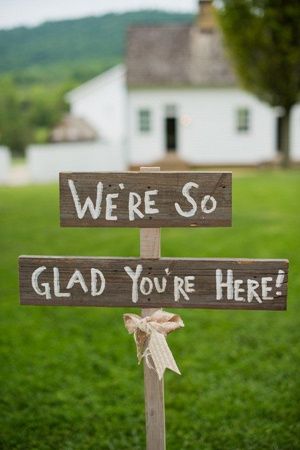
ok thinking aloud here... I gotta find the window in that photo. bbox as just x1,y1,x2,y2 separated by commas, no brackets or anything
236,108,250,132
138,109,151,133
165,104,177,117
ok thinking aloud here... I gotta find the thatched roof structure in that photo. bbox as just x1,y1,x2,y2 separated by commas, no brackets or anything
50,115,98,143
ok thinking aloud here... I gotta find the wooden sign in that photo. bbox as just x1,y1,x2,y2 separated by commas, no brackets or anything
59,172,232,227
19,256,288,310
19,167,289,450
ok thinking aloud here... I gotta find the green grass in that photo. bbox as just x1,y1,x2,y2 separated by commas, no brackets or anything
0,171,300,449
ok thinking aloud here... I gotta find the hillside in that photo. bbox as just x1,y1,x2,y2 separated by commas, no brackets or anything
0,10,193,84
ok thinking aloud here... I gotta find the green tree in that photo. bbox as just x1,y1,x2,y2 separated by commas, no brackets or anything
26,84,69,142
218,0,300,167
0,77,70,153
0,78,31,155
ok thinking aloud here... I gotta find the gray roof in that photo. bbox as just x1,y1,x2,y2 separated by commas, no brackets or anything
126,24,236,87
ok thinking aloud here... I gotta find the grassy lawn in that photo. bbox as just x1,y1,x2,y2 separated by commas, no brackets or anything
0,171,300,449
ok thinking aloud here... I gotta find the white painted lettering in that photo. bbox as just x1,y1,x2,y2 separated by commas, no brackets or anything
234,279,245,301
174,276,190,302
216,269,233,300
31,266,51,299
68,179,103,219
53,267,70,297
185,275,195,294
261,277,273,300
144,190,159,215
247,279,262,303
91,268,106,296
128,192,144,222
66,269,88,293
201,195,217,214
140,277,153,296
153,277,167,293
124,264,143,303
105,193,119,221
174,182,199,218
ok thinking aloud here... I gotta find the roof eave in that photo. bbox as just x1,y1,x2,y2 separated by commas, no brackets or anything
127,83,238,90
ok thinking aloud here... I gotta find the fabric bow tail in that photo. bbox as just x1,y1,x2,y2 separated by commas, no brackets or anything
123,310,184,380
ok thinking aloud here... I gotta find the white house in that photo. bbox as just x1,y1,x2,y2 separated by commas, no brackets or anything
66,0,300,166
66,64,126,144
126,0,300,166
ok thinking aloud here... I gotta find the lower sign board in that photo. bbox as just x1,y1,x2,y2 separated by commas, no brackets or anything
19,257,288,310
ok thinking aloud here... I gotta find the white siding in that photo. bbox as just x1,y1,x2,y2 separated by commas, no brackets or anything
128,88,276,165
0,146,11,184
291,105,300,161
27,142,126,183
67,65,126,144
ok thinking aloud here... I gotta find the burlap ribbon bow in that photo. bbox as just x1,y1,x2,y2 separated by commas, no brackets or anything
123,310,184,380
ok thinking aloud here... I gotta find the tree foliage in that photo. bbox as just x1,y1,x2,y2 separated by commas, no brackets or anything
218,0,300,108
0,78,31,155
0,78,68,154
218,0,300,166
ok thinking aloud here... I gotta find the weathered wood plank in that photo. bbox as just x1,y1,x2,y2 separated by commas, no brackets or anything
19,257,288,310
59,171,232,228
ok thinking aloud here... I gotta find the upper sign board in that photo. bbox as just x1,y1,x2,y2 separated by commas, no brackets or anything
60,172,232,228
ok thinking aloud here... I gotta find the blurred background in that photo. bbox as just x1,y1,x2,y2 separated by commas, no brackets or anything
0,0,299,182
0,1,299,449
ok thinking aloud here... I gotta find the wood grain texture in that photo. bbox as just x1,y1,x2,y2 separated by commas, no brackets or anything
140,166,165,450
19,257,288,310
59,171,232,228
142,354,165,450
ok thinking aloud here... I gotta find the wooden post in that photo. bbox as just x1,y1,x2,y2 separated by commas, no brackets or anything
140,166,165,450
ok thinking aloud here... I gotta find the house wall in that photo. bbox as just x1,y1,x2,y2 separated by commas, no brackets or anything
127,88,277,165
27,141,126,183
0,146,11,184
291,104,300,161
68,66,126,144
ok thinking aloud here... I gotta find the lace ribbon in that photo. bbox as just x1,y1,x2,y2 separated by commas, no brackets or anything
124,310,184,380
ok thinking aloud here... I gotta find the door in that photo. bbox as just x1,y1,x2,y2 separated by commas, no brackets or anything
165,117,177,152
276,116,283,154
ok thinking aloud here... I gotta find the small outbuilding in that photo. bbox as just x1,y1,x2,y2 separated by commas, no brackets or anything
50,115,98,143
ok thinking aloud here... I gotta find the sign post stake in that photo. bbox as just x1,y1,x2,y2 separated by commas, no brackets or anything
140,166,165,450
